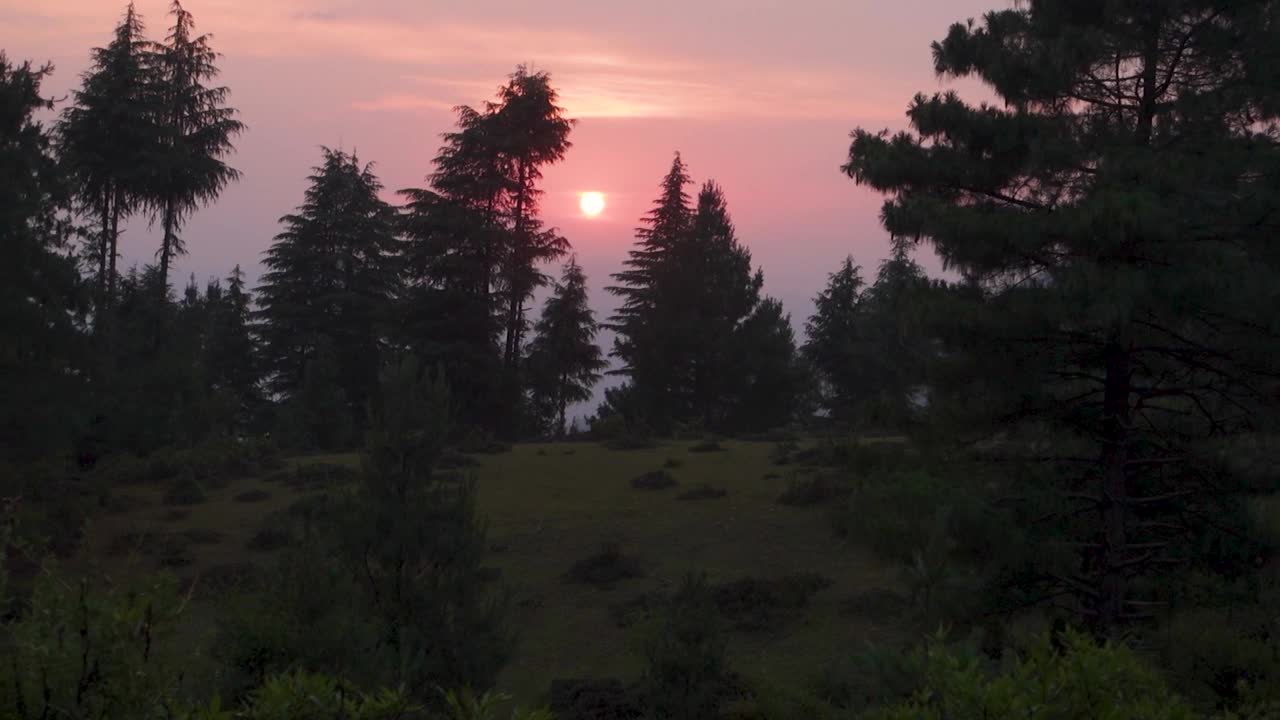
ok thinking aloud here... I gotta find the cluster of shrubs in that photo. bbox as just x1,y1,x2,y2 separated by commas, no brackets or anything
565,542,645,589
630,470,677,491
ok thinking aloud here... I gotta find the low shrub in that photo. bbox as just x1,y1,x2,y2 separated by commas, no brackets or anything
676,484,727,501
662,457,684,470
161,508,190,522
246,524,292,552
711,572,833,632
549,678,644,720
770,441,800,466
776,472,850,506
181,528,227,545
840,589,910,620
604,435,658,451
286,462,358,491
103,492,150,514
688,441,725,453
234,489,272,503
438,449,481,469
196,562,263,596
631,470,678,491
565,542,644,589
162,471,206,506
610,591,667,629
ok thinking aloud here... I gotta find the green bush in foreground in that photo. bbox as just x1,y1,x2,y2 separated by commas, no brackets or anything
866,630,1196,720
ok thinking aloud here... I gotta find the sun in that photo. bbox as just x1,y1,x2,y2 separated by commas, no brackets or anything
579,191,606,217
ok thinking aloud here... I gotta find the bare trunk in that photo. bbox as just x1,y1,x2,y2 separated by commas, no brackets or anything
558,372,568,437
159,196,176,299
1096,338,1132,632
96,189,111,327
107,189,121,306
504,160,529,371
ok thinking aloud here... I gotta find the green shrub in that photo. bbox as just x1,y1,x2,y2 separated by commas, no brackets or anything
676,484,727,501
710,573,832,632
631,469,678,491
688,441,725,453
549,678,643,720
565,542,644,588
163,470,207,506
234,489,272,503
640,574,731,720
663,457,684,469
776,472,849,506
864,630,1198,720
246,523,292,552
230,671,421,720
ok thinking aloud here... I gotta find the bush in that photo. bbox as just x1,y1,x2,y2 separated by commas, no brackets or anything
688,441,725,453
663,457,684,469
711,573,832,632
605,434,659,451
246,524,293,552
163,471,206,506
865,630,1198,720
610,591,668,629
770,441,800,466
549,678,644,720
631,470,678,491
234,489,272,503
565,542,644,589
286,462,358,491
640,574,731,720
439,449,481,469
840,589,909,621
676,484,727,501
776,472,849,506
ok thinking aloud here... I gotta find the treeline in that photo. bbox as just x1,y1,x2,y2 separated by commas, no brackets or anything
9,2,924,465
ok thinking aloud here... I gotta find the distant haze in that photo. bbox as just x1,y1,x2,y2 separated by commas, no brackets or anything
3,0,996,413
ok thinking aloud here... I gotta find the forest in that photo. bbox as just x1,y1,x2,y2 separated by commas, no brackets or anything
2,0,1280,718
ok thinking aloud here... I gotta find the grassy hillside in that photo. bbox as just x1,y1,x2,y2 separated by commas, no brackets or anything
82,440,906,704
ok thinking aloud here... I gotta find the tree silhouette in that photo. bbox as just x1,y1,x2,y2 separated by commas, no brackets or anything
149,0,244,296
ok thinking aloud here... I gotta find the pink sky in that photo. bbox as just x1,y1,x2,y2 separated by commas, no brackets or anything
3,0,996,334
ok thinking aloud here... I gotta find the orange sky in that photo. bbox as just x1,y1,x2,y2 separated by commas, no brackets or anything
3,0,996,335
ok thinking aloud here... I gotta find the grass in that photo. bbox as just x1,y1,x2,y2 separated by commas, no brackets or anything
80,440,901,705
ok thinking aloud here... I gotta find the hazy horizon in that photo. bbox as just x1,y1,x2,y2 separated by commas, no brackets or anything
2,0,995,389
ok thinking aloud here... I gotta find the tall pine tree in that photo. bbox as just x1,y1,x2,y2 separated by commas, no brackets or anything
58,2,158,323
149,0,244,295
257,148,399,446
526,257,606,436
845,0,1280,630
0,54,86,460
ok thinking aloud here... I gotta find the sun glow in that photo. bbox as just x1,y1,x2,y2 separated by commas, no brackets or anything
579,191,606,217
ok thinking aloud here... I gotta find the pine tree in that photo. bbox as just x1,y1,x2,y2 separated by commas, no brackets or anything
681,181,762,428
204,265,259,433
492,66,575,376
399,106,508,432
58,2,159,323
149,0,244,295
0,54,86,460
803,257,866,424
607,153,694,428
609,159,800,432
257,148,399,445
844,0,1280,630
526,257,607,436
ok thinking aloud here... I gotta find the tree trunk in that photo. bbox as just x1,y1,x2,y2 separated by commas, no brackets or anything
159,196,176,299
96,189,111,327
558,373,568,437
1096,338,1132,632
504,159,529,371
107,189,121,305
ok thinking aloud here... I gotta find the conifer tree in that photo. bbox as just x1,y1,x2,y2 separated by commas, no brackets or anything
0,54,86,460
492,66,575,375
204,265,260,432
803,257,866,424
845,0,1280,630
399,107,508,432
526,257,607,436
607,154,694,427
58,2,159,321
149,0,244,295
257,148,399,444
